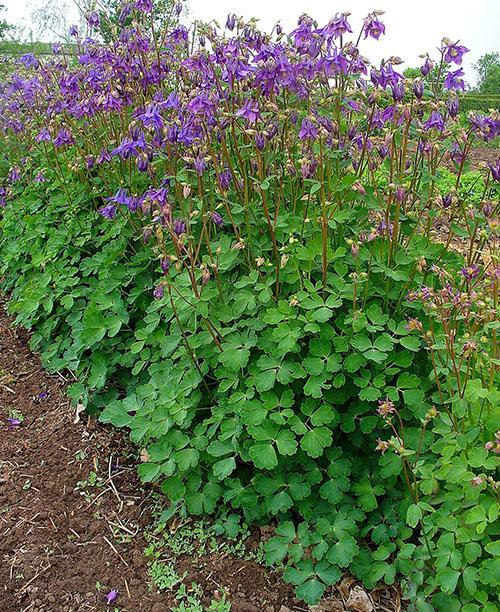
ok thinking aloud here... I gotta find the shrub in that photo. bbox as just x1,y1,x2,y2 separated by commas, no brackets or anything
1,6,499,609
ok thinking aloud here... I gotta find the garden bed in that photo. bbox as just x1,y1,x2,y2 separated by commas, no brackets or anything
0,299,401,612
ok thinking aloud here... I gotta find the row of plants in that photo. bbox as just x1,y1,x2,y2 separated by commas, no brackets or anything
0,4,499,610
458,94,500,115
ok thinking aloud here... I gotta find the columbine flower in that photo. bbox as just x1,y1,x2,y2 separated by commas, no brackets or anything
153,285,165,300
53,128,74,148
135,0,153,13
443,68,465,91
173,219,186,236
235,100,260,123
226,13,237,31
447,98,459,118
69,25,79,37
86,11,100,29
298,118,318,141
420,57,433,76
413,80,424,100
8,167,21,182
375,439,390,454
460,264,480,281
442,42,469,65
105,590,118,605
469,114,498,142
488,159,500,181
377,397,396,418
441,193,452,208
363,13,385,40
98,204,117,220
20,53,39,69
423,111,444,132
406,318,423,332
160,257,170,274
210,211,224,227
321,13,352,40
219,169,232,191
255,133,266,151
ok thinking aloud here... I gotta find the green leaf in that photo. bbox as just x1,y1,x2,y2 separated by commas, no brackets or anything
295,579,325,605
99,401,133,428
248,442,278,469
219,346,250,371
138,462,160,483
406,503,422,528
213,457,236,480
400,336,421,351
436,568,460,593
276,430,298,455
301,427,332,458
327,536,359,567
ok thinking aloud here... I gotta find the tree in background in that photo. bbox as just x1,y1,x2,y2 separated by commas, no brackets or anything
89,0,184,43
473,52,500,94
0,4,14,40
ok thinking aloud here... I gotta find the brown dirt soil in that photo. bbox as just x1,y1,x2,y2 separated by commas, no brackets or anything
0,299,401,612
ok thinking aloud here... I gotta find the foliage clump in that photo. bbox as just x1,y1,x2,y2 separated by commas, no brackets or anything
0,4,499,609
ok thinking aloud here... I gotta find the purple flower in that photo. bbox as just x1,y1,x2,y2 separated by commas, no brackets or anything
107,188,138,211
160,257,170,274
138,104,164,130
442,42,469,65
441,194,452,208
20,53,39,69
219,169,232,191
175,2,183,16
420,57,433,77
210,211,224,227
153,285,165,300
135,0,153,13
321,13,352,41
193,155,206,176
391,81,405,102
488,159,500,181
423,111,444,132
413,80,424,100
105,590,118,605
36,128,51,143
235,100,260,123
53,128,74,148
255,133,266,151
173,219,186,236
69,25,79,37
7,418,21,427
98,204,117,219
469,114,499,142
363,14,385,40
8,167,21,182
298,118,318,141
450,143,464,165
460,264,480,281
86,12,100,29
447,98,459,118
39,391,48,399
226,13,237,31
443,68,465,91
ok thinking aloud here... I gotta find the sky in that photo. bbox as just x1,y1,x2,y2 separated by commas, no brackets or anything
3,0,499,84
